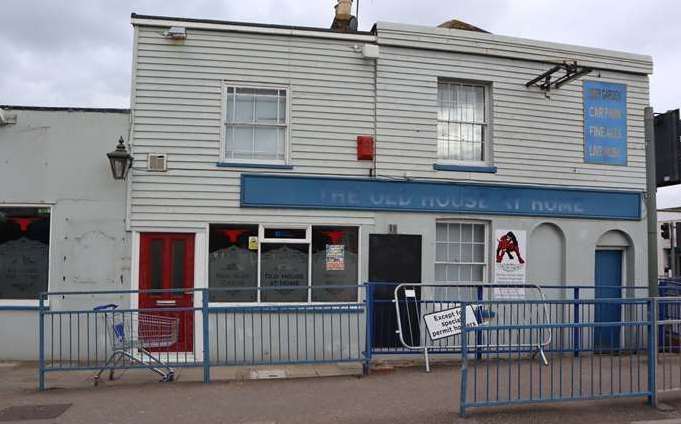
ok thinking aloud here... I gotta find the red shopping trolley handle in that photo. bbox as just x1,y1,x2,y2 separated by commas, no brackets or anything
94,304,119,311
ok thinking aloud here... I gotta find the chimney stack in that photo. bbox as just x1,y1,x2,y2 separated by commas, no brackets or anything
331,0,357,32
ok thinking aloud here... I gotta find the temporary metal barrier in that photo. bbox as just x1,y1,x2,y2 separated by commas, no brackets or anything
38,286,368,390
459,297,654,416
392,283,552,372
367,282,648,358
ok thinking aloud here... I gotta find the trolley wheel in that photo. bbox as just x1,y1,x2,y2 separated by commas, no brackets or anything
165,372,175,382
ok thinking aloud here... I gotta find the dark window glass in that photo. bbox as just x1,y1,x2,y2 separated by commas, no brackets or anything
171,240,185,289
264,228,307,239
150,240,163,290
209,224,258,302
0,207,51,299
311,227,358,302
260,243,308,302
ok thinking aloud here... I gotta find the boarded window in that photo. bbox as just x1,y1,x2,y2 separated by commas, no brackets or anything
311,227,359,302
208,224,359,303
0,207,51,299
208,224,258,302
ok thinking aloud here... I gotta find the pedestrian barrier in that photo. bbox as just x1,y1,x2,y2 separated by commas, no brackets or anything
38,285,368,390
459,297,653,416
392,283,551,371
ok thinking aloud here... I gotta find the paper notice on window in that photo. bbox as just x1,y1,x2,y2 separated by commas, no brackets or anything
325,244,345,271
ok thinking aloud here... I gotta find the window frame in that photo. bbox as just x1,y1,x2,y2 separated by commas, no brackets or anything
435,79,493,167
219,83,291,166
207,223,361,306
434,220,489,285
0,204,54,306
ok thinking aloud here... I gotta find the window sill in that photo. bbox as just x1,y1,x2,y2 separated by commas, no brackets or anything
216,162,294,170
433,164,497,173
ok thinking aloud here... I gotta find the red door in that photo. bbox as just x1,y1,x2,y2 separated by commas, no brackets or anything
139,233,194,352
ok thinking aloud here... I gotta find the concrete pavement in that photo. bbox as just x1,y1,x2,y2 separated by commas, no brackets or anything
2,361,681,423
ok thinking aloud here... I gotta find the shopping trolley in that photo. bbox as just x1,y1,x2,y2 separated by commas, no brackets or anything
93,304,178,385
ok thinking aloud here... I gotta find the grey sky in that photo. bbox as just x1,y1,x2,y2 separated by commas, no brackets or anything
1,0,679,110
2,0,680,204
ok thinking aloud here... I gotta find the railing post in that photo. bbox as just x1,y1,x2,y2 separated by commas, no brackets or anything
573,287,580,357
202,289,211,384
459,301,468,417
476,286,483,360
363,283,373,376
648,298,657,407
38,294,45,391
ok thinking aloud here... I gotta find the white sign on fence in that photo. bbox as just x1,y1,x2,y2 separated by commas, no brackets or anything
423,305,479,341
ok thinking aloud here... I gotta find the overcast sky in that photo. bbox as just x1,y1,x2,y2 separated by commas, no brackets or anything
2,0,680,204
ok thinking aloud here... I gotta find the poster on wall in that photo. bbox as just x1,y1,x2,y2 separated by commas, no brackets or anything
493,229,527,299
325,244,345,271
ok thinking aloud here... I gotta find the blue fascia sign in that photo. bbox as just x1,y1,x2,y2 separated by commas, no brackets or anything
583,80,627,165
241,175,642,220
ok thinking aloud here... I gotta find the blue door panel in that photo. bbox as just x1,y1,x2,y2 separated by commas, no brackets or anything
594,250,622,352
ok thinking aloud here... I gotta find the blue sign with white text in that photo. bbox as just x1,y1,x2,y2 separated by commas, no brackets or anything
241,175,642,220
583,80,627,165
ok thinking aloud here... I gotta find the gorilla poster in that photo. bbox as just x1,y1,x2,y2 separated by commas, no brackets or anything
493,229,527,299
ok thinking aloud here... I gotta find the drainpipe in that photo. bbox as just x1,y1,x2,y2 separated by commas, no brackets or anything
645,106,658,296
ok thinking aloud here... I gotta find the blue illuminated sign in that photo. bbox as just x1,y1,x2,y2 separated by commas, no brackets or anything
241,175,641,220
583,80,627,165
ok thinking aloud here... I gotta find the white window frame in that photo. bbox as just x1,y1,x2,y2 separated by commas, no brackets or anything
436,80,492,166
207,223,362,306
0,204,54,306
219,83,290,165
434,220,489,285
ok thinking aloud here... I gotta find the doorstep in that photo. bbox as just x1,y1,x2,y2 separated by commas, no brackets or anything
210,363,363,381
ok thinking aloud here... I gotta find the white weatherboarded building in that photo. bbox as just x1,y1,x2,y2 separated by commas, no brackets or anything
125,13,652,357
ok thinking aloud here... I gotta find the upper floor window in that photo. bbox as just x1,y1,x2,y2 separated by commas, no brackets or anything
437,81,489,163
223,86,287,163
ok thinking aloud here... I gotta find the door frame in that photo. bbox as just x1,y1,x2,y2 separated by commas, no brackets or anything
594,247,626,352
131,229,207,360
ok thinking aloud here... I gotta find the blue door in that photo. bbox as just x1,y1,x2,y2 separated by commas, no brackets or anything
594,250,622,352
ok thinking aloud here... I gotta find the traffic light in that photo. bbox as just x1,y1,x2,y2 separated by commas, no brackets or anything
655,109,681,187
662,223,671,239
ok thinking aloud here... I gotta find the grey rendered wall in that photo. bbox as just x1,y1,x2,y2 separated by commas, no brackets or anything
0,108,131,360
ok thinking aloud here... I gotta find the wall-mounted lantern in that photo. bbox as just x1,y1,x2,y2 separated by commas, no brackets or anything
107,137,133,180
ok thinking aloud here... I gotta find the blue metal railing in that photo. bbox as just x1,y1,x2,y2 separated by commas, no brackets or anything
38,285,369,391
35,280,679,417
459,297,656,416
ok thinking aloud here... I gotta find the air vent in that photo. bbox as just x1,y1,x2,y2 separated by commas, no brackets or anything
147,154,167,172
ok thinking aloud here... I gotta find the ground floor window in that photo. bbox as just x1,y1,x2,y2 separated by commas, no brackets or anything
0,207,51,300
434,221,486,298
209,224,358,303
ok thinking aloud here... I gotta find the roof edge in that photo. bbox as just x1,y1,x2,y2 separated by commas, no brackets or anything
375,21,653,74
1,105,130,113
131,12,376,38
